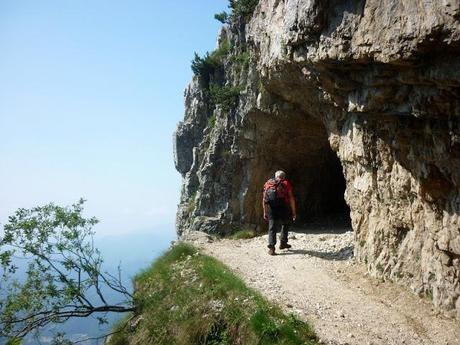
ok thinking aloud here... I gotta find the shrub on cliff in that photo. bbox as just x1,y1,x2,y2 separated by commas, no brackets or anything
229,0,259,20
209,83,242,112
214,11,229,24
108,242,319,345
214,0,258,24
191,52,212,77
230,50,251,73
191,40,231,84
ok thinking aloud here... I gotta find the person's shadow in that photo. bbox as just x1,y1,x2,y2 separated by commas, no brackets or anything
277,246,353,261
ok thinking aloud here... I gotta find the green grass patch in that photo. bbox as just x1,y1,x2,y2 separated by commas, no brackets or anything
230,229,258,240
106,316,133,345
108,242,319,345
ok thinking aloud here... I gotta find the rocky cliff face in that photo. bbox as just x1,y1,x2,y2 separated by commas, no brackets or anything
174,0,460,318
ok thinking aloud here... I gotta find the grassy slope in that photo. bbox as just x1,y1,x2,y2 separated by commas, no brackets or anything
108,242,319,345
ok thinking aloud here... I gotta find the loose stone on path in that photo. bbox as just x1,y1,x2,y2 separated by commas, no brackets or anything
185,229,460,345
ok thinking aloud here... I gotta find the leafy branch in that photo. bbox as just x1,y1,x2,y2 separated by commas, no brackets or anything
214,0,259,24
0,199,135,340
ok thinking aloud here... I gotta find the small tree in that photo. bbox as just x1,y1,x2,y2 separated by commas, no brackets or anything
0,199,135,341
190,40,231,84
229,0,259,20
214,11,229,24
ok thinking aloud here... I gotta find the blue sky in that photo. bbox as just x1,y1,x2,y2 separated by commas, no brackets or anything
0,0,228,236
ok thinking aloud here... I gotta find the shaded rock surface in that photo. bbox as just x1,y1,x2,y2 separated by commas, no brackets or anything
174,1,460,317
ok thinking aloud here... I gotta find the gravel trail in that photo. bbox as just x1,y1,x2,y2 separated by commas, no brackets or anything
184,228,460,345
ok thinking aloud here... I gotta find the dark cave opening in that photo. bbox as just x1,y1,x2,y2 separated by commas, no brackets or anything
246,111,351,231
286,145,350,225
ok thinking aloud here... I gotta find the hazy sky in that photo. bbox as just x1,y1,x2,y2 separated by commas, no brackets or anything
0,0,228,236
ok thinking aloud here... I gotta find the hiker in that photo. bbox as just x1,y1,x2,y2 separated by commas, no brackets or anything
262,170,297,255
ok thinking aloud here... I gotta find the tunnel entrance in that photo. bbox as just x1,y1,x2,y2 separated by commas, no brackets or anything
245,109,351,232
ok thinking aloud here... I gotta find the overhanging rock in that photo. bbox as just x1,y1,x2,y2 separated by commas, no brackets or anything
174,0,460,318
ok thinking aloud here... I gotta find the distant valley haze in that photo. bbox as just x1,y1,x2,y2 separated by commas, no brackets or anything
0,0,229,343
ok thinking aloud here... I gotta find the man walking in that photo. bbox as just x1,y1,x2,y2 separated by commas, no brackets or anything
262,170,297,255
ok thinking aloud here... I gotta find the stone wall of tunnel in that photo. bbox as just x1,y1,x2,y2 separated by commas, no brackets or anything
237,108,350,228
329,112,460,313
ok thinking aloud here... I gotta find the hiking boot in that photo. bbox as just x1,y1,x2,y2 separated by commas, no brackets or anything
268,247,276,256
279,243,292,250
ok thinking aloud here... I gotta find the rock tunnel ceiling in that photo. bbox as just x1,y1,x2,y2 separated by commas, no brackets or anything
241,108,350,226
174,0,460,319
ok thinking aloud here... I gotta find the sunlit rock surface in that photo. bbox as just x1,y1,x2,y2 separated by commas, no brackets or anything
174,0,460,317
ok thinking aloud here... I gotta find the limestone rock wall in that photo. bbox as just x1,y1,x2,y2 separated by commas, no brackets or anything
174,0,460,317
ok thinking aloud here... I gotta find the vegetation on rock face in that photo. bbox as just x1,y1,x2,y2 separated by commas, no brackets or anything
230,50,251,73
215,0,259,23
209,84,243,112
191,40,231,84
214,11,229,24
207,114,217,129
229,0,259,20
186,192,198,214
191,52,219,84
108,242,319,345
191,38,244,114
192,1,256,116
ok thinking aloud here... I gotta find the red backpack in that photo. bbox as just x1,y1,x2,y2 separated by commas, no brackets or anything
263,178,287,208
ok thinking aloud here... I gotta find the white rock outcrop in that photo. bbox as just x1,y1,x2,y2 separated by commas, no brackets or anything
174,0,460,317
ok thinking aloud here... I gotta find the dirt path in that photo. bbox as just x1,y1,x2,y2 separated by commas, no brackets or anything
184,229,460,345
